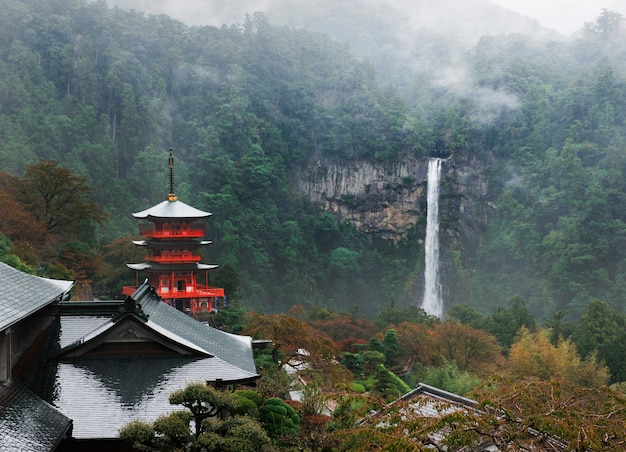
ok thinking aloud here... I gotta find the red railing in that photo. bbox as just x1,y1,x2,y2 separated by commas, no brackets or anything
145,253,201,263
122,285,224,299
139,228,205,238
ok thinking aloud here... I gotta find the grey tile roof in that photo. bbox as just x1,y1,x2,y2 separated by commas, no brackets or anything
57,282,258,376
0,380,72,451
399,383,479,408
50,356,251,439
44,282,259,439
58,315,111,348
132,282,258,375
0,262,74,331
132,199,211,219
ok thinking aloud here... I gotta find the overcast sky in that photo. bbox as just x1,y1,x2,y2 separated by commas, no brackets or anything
491,0,626,35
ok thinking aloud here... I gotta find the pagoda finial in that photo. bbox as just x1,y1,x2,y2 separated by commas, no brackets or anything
168,148,178,201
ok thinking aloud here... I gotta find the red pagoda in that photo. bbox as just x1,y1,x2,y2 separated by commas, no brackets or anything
123,150,225,316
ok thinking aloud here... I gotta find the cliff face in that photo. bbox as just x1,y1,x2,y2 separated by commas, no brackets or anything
292,158,430,240
291,155,494,308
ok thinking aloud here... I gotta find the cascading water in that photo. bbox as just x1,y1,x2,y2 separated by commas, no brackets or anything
421,158,443,319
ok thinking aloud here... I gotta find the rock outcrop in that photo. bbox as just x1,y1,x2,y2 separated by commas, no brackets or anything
292,158,430,241
291,154,494,309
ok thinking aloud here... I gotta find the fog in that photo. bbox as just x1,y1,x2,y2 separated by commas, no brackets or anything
492,0,626,35
109,0,625,38
106,0,554,41
101,0,620,126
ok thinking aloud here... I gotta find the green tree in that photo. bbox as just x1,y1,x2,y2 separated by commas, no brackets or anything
480,296,536,350
380,328,402,368
168,383,238,439
119,383,272,452
573,299,626,383
16,160,108,238
258,397,300,437
421,361,481,396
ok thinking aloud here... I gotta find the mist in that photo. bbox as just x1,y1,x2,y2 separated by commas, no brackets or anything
103,0,563,125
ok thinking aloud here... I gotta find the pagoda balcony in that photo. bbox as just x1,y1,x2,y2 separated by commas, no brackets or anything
122,285,225,298
145,253,201,263
139,228,205,239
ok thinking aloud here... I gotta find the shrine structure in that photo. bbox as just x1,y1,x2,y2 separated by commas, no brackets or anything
123,150,225,316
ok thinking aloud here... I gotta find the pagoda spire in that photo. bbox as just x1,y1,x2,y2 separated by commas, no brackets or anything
168,148,177,201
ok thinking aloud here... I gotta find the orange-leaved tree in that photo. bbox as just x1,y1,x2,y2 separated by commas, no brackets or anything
243,306,349,387
429,321,504,374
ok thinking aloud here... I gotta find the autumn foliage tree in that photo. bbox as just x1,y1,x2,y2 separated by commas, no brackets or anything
470,378,626,451
509,326,610,386
328,377,626,451
0,160,109,284
429,322,503,374
243,306,349,388
394,321,503,375
0,173,47,259
308,311,374,352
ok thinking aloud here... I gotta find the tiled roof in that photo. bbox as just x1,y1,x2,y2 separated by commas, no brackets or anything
399,383,479,409
56,283,256,376
44,282,259,439
132,199,211,219
50,356,249,439
0,262,74,331
0,380,72,451
132,282,258,375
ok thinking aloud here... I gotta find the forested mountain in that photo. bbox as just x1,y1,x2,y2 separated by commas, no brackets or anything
2,0,626,324
0,0,417,313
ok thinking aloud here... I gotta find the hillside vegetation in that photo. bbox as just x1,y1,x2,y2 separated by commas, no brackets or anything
1,0,626,325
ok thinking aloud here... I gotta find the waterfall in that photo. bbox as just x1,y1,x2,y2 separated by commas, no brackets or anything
421,158,443,319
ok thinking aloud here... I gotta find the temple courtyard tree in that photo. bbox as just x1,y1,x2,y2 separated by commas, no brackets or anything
119,382,273,452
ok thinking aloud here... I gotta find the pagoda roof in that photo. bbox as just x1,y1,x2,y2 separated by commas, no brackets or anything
133,199,211,219
127,263,218,271
132,239,212,246
0,262,74,332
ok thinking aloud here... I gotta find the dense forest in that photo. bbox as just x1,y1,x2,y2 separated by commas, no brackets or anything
0,0,419,314
4,0,626,448
2,1,626,322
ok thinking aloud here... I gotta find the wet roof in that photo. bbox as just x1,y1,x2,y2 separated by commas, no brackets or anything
56,282,257,375
134,283,257,374
0,262,73,331
132,199,211,219
0,380,72,451
50,356,250,439
43,281,259,439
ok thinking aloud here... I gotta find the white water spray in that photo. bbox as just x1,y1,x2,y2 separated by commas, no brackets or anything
421,158,443,319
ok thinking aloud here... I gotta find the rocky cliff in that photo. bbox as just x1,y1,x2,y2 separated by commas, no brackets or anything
291,154,495,308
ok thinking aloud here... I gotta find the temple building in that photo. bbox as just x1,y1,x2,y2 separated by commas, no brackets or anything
123,150,226,317
0,151,258,450
43,279,258,447
0,262,74,451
